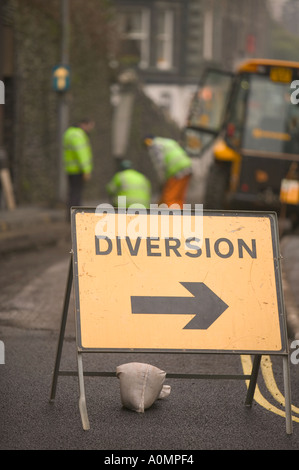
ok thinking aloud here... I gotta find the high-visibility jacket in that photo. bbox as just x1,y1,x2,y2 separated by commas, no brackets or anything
63,126,93,174
148,137,192,180
106,169,151,208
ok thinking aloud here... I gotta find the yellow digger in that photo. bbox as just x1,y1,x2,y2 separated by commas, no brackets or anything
185,59,299,219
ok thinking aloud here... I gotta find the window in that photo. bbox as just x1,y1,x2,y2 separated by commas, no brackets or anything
117,10,150,68
242,75,299,154
188,71,233,131
155,10,174,70
227,74,299,155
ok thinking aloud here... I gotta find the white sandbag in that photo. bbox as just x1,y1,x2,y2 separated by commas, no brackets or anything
116,362,171,413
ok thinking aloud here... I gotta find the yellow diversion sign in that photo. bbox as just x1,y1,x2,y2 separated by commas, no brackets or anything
71,208,287,354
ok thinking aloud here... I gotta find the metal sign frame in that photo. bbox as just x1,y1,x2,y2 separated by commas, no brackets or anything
49,207,292,434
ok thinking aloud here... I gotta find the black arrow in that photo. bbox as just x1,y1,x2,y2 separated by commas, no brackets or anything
131,282,229,330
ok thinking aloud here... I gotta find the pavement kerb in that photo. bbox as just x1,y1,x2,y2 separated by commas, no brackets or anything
0,206,70,255
0,206,66,231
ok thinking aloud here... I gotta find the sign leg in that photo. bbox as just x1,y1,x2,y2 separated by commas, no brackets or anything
77,352,90,430
49,256,73,402
245,355,261,407
283,355,293,435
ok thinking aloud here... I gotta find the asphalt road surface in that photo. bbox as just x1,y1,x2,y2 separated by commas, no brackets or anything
1,236,299,452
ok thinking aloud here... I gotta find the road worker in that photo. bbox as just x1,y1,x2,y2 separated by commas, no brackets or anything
106,159,151,208
63,118,95,215
143,136,192,208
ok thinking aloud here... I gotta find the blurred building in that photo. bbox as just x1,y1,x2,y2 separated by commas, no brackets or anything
112,0,271,127
267,0,288,21
0,0,182,208
0,0,273,208
281,0,299,36
207,0,270,69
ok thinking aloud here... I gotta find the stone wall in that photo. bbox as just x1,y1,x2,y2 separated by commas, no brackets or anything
10,0,114,205
12,0,61,205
